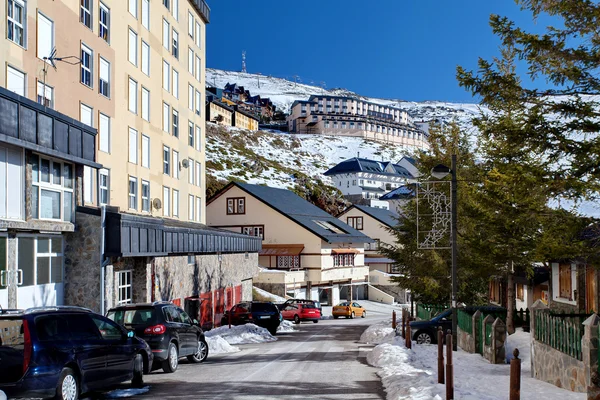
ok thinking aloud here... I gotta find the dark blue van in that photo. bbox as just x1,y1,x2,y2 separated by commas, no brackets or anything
0,307,153,400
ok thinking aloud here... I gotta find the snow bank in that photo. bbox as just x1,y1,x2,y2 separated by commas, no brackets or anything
206,335,240,354
277,319,296,333
253,286,286,302
104,387,151,398
364,325,586,400
360,321,396,344
204,323,277,344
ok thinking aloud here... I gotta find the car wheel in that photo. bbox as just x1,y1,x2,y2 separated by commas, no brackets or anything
350,312,355,319
415,331,433,344
187,338,209,363
268,326,278,336
313,320,318,323
294,315,301,324
55,367,79,400
132,353,144,387
362,311,366,318
162,342,179,373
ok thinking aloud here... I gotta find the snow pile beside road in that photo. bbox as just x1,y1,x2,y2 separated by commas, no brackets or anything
207,335,240,354
104,387,151,398
205,323,277,344
277,319,296,333
365,326,586,399
253,286,286,302
360,321,396,344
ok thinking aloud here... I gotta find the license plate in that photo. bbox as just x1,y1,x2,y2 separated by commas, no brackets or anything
308,311,315,314
259,316,270,319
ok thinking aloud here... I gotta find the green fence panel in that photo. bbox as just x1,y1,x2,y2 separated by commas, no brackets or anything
458,310,472,333
534,311,583,361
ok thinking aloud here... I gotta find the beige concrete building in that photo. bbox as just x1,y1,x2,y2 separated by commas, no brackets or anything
288,95,429,149
233,107,259,131
207,182,373,305
206,100,233,126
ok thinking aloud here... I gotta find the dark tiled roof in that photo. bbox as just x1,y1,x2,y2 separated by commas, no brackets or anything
211,100,234,112
351,205,399,228
324,158,414,178
231,183,374,244
380,185,416,200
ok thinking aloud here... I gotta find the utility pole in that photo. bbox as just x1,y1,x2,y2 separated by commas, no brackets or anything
320,81,326,95
257,72,262,89
293,75,299,88
451,154,458,351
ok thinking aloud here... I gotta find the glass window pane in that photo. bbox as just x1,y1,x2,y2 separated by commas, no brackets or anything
0,237,6,278
32,157,39,183
52,162,61,185
41,159,50,182
32,186,39,219
64,192,73,223
51,237,63,254
18,238,35,287
63,165,73,189
40,190,61,219
51,256,63,283
37,257,50,285
37,238,50,253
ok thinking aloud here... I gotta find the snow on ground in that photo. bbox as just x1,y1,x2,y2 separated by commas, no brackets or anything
360,321,396,345
254,286,286,302
206,334,241,354
204,323,278,345
277,319,296,333
104,387,151,398
364,325,586,400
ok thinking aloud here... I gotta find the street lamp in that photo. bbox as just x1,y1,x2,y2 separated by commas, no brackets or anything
429,156,458,351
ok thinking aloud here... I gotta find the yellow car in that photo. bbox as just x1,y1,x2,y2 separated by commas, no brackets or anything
332,301,366,319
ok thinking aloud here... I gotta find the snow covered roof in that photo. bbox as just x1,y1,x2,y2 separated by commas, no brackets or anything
324,158,414,179
380,185,416,200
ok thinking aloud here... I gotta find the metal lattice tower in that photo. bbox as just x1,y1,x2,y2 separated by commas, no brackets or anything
241,51,247,73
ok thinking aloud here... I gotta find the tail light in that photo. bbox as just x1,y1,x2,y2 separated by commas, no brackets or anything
247,314,253,320
23,319,32,375
144,324,166,335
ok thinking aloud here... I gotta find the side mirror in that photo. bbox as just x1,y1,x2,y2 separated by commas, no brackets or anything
127,331,135,338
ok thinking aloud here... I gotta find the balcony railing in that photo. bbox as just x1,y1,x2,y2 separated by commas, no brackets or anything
191,0,210,23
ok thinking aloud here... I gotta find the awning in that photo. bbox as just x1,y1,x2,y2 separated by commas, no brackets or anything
331,249,360,254
259,244,304,256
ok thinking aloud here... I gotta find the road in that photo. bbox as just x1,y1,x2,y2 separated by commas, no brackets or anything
126,304,391,400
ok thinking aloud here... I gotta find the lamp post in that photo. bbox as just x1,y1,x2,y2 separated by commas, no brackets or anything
430,155,458,351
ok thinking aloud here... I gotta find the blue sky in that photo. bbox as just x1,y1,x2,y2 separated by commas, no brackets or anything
206,1,554,103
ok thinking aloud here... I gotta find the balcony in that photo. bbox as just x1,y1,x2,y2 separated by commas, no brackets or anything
190,0,210,23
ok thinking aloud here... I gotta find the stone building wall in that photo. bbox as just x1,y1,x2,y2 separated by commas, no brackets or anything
457,327,476,354
531,340,586,392
254,282,286,298
241,278,253,301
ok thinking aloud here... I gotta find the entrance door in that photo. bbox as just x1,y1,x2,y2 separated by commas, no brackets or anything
0,236,7,308
586,265,597,313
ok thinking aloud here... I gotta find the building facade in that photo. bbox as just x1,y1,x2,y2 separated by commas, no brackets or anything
206,100,233,126
233,107,259,131
287,95,428,148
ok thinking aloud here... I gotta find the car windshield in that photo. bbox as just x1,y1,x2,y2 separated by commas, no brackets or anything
337,302,350,307
107,308,157,326
252,303,276,313
432,310,452,321
303,304,316,309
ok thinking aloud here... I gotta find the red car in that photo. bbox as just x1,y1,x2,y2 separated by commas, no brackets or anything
281,303,321,324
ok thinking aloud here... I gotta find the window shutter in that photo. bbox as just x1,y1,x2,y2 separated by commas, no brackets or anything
37,13,54,61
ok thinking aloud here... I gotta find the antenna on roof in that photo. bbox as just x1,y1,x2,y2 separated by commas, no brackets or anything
40,47,81,106
241,50,247,73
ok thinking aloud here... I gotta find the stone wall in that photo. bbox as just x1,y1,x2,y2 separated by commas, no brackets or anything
457,327,476,354
254,282,286,298
241,278,253,301
531,340,586,392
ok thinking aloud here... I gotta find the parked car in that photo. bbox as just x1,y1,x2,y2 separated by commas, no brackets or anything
281,303,321,324
221,302,281,335
277,299,322,315
107,302,208,373
0,306,152,400
332,301,366,319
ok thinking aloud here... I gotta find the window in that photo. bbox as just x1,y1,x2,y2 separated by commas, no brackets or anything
172,69,179,98
99,57,110,98
99,2,109,42
117,271,132,305
163,103,170,132
18,236,64,287
141,87,150,121
188,84,194,110
141,180,150,212
80,44,92,87
313,220,346,234
226,198,245,215
163,146,170,175
332,254,355,267
172,0,178,19
163,0,170,10
141,135,150,168
37,12,53,62
163,186,170,216
195,55,201,81
141,41,150,75
7,0,25,47
195,21,201,48
188,158,194,184
188,12,194,37
172,150,179,179
195,126,201,151
80,0,92,28
172,109,179,137
188,48,194,75
0,146,22,219
242,226,264,239
128,128,138,164
99,169,109,205
195,90,201,115
141,0,149,29
83,166,93,204
188,121,194,147
128,0,137,18
365,239,380,251
99,113,110,153
7,65,25,96
516,283,524,301
128,177,137,210
163,60,170,91
559,264,572,300
172,189,179,217
80,103,92,126
37,81,53,108
195,161,201,186
162,19,169,50
31,156,74,222
347,216,363,230
128,78,137,114
128,29,137,66
188,195,194,221
277,256,300,269
196,197,201,222
172,29,179,58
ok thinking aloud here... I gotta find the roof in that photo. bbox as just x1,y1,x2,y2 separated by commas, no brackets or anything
234,107,260,121
380,184,416,200
324,158,414,179
211,100,234,112
209,182,374,244
339,205,399,228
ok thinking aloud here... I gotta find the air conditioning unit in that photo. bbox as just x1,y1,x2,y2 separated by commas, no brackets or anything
181,159,189,168
152,198,162,210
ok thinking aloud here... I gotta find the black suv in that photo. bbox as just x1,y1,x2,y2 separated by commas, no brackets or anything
222,302,281,335
107,302,208,373
278,299,322,315
0,306,152,400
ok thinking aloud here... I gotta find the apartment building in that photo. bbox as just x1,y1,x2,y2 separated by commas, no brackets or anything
1,0,261,315
287,95,429,148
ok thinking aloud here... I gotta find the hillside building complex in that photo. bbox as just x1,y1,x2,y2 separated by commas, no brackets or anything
288,96,429,148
